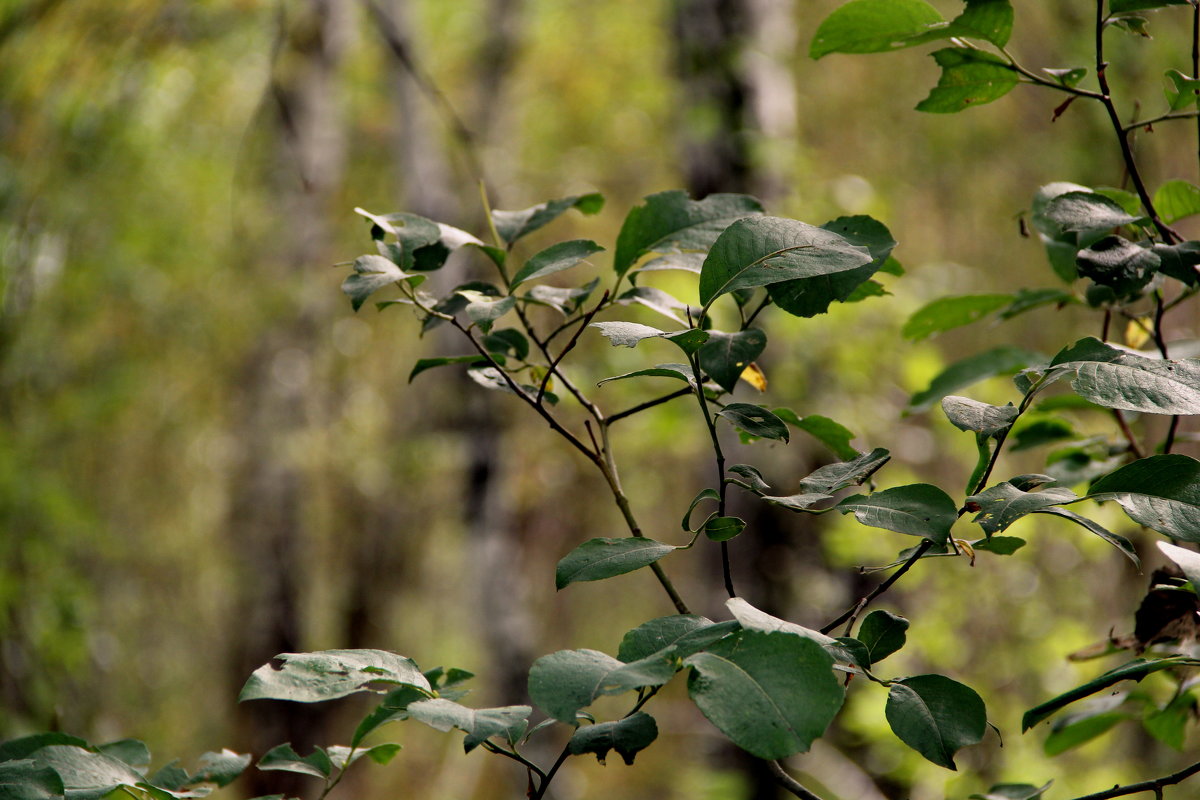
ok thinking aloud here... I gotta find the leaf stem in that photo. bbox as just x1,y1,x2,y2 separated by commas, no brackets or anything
481,741,548,782
531,743,573,800
607,387,693,425
767,760,826,800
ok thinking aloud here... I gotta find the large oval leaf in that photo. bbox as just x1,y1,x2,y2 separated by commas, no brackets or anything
239,649,431,703
1088,454,1200,540
613,191,763,279
885,675,986,769
836,483,958,544
528,649,675,724
406,699,531,752
555,537,676,589
684,630,844,759
810,0,944,58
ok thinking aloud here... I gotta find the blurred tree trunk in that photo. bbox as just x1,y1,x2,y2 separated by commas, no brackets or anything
227,2,349,797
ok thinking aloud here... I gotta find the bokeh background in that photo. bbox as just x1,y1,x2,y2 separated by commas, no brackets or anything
3,1,1199,798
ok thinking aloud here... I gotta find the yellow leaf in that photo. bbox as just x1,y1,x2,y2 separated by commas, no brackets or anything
1124,318,1151,350
739,363,768,392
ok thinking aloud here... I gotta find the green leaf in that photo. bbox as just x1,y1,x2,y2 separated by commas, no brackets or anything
685,630,845,759
614,191,764,279
406,699,531,752
728,463,771,493
1165,69,1200,111
682,488,721,531
810,0,944,58
1075,355,1200,415
836,484,957,544
239,649,431,703
492,193,604,246
509,239,604,289
945,0,1013,47
704,516,747,542
941,396,1018,437
767,215,897,318
902,294,1012,341
526,278,600,314
95,740,150,770
632,252,706,275
187,750,251,788
697,330,767,393
342,255,417,312
916,48,1019,113
483,328,530,360
528,649,673,724
568,713,659,765
1037,508,1139,567
555,537,676,590
764,448,891,511
699,217,871,307
1154,179,1200,224
352,686,429,747
598,363,698,387
0,735,90,762
0,759,65,800
1044,66,1088,88
969,784,1053,800
1075,235,1159,300
973,536,1026,555
1089,454,1200,540
908,346,1040,413
967,481,1077,535
1144,691,1196,750
456,291,516,334
717,404,789,442
779,413,858,460
26,746,145,797
1043,191,1143,235
856,610,910,665
409,356,489,383
1022,657,1200,730
323,743,401,770
1009,416,1077,451
726,598,859,665
885,675,987,769
618,615,720,662
1153,241,1200,286
1044,709,1129,755
257,744,331,779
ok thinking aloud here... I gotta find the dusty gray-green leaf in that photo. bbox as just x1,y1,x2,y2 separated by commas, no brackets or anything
591,321,666,348
240,649,431,703
342,255,415,312
1071,357,1200,415
1154,179,1200,224
837,484,957,544
1044,191,1142,235
941,396,1018,437
725,598,858,664
704,516,747,542
698,217,871,306
492,193,604,245
598,363,697,387
568,713,659,765
1089,454,1200,540
616,286,690,324
717,404,789,442
555,537,676,589
509,239,604,289
967,481,1077,535
457,290,516,334
528,649,672,724
885,675,986,769
614,191,764,279
257,744,331,779
915,48,1019,113
856,610,909,665
187,750,251,788
810,0,944,58
764,448,891,511
903,294,1011,341
95,740,149,770
618,615,719,662
406,699,531,752
685,630,844,759
0,759,64,800
27,746,145,796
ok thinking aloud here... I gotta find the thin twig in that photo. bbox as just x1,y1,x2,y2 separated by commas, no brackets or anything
537,291,608,403
768,760,826,800
1114,410,1148,459
530,743,573,800
821,539,935,634
1069,757,1200,799
481,741,548,782
607,387,693,425
1121,109,1200,134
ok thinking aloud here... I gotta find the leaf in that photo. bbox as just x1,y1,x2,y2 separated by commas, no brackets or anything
26,746,146,796
567,713,659,766
781,413,858,460
908,346,1040,413
764,449,891,511
351,686,429,747
239,649,431,703
95,740,150,770
613,191,764,279
944,0,1013,48
591,321,668,348
728,463,771,493
726,598,859,665
740,363,769,392
810,0,944,58
1143,691,1196,750
885,675,987,769
483,328,530,360
967,481,1077,535
526,278,600,314
322,743,401,770
509,239,604,289
1044,709,1129,755
406,699,531,752
1009,416,1077,451
1037,508,1140,567
528,650,673,723
766,215,897,318
492,193,604,246
0,759,64,800
456,291,516,334
941,396,1018,437
408,356,489,383
970,785,1053,800
682,487,721,531
902,295,1012,341
1157,541,1200,587
692,329,767,393
186,750,251,788
1022,657,1200,730
717,404,789,442
836,484,958,544
1075,236,1159,300
1165,69,1200,111
1153,241,1200,286
632,252,706,275
1043,191,1142,235
342,255,416,312
615,286,690,324
618,615,720,662
915,48,1019,113
856,610,910,665
1089,454,1200,540
698,217,872,307
0,735,90,762
973,536,1026,555
257,744,331,779
684,630,844,759
1154,179,1200,224
1044,66,1088,88
598,363,698,387
704,516,747,542
555,537,676,589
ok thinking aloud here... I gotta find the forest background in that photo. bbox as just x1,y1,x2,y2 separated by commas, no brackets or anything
2,1,1198,798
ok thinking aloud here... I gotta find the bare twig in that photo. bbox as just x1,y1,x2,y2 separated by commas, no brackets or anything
820,539,935,635
768,760,826,800
1069,758,1200,800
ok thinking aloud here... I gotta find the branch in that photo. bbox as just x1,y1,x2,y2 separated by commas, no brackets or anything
607,387,694,425
1121,109,1200,134
1070,758,1200,800
820,539,935,635
537,290,608,404
768,760,826,800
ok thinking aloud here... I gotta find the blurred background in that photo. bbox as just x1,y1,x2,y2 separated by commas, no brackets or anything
2,1,1199,798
